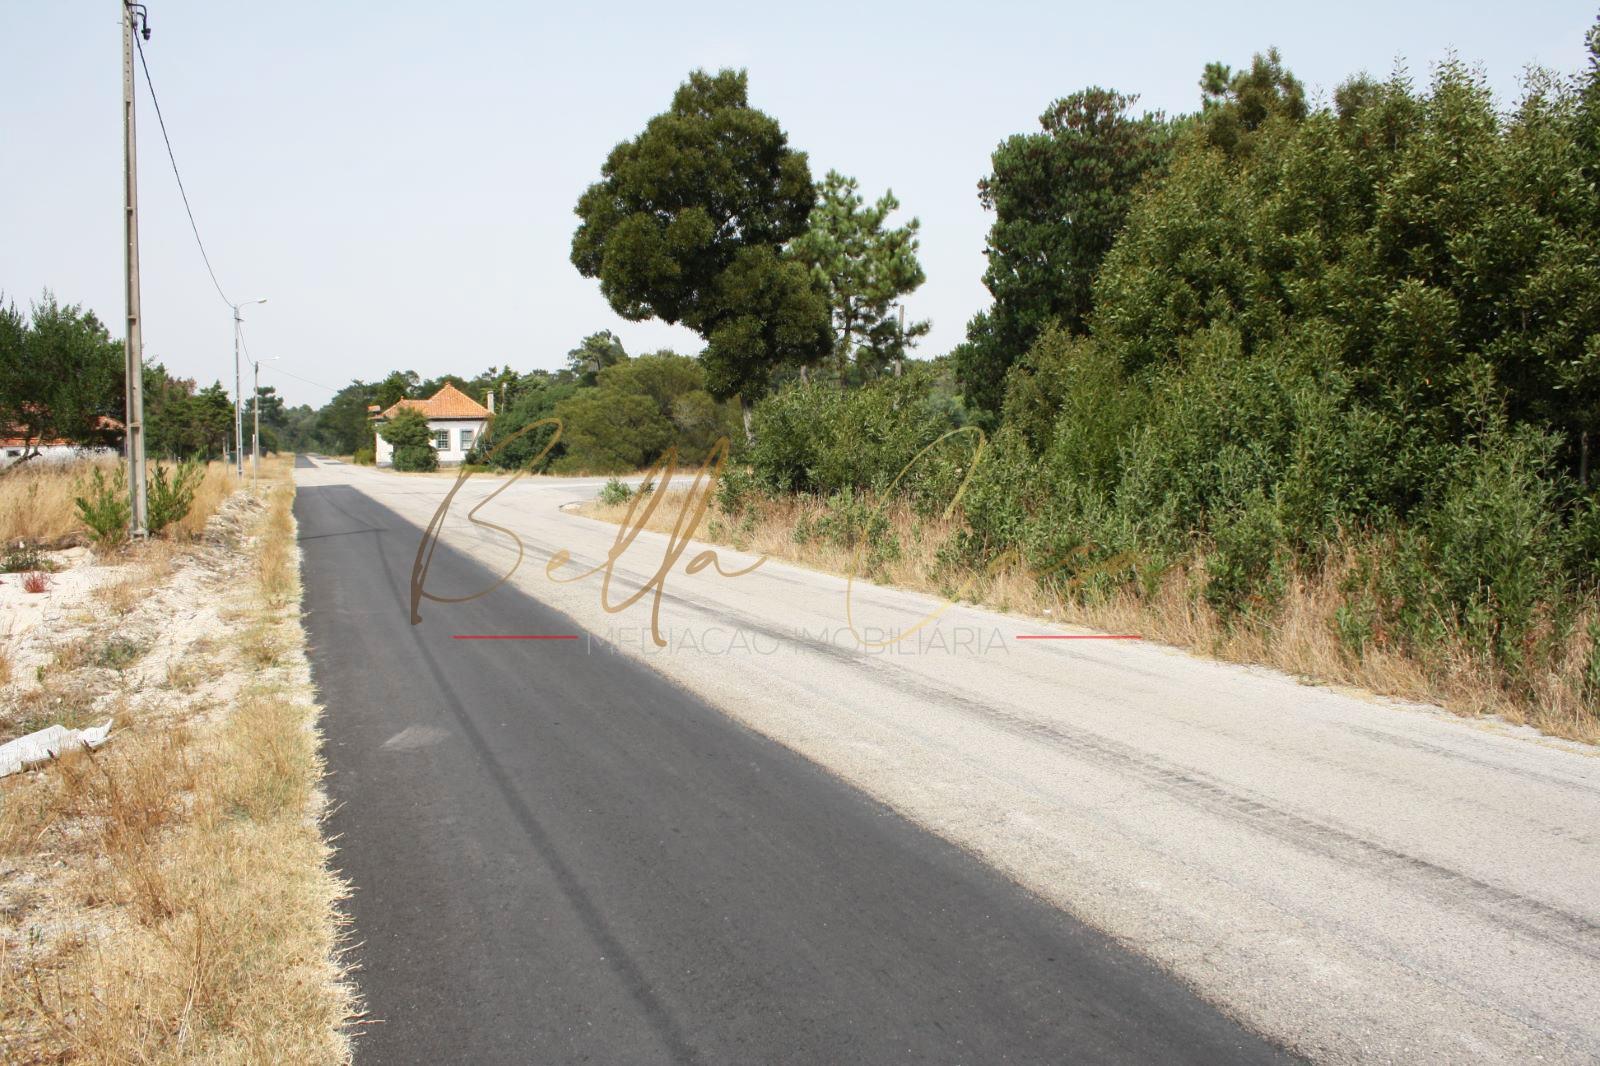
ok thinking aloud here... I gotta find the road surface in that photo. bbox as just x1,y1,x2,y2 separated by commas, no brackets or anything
293,455,1600,1063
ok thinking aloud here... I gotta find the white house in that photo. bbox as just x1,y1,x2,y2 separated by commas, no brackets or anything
370,383,491,466
1,415,122,469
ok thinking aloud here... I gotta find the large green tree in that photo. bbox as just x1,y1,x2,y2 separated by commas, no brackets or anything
0,292,124,463
596,350,740,461
1198,47,1308,159
571,68,830,431
550,390,674,473
375,370,419,411
316,380,379,455
953,89,1173,416
791,171,928,380
566,330,627,384
143,366,234,460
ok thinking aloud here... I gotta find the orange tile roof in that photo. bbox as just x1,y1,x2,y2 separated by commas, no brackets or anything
0,415,123,448
375,383,490,421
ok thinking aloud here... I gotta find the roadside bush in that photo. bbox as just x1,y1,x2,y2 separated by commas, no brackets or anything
378,409,438,472
392,443,438,473
714,465,758,518
74,466,129,551
746,382,841,491
352,446,375,466
1387,427,1568,672
1585,619,1600,707
749,369,959,495
599,477,632,506
1205,490,1288,615
147,460,203,537
813,488,884,551
598,352,740,464
2,542,47,573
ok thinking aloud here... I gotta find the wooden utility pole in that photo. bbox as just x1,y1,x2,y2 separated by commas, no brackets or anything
123,2,150,536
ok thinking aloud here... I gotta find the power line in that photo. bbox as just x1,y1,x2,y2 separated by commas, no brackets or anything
263,364,340,394
239,320,339,397
127,6,232,308
264,363,343,395
249,338,342,395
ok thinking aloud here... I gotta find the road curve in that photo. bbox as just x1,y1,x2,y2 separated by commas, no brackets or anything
294,455,1600,1063
293,456,1288,1064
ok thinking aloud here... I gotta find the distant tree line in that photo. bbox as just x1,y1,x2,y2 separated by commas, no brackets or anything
0,292,247,465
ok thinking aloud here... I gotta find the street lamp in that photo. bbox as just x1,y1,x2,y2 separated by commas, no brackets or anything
248,352,278,488
231,297,266,477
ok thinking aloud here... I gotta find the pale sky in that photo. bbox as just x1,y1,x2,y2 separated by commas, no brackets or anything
4,1,1595,407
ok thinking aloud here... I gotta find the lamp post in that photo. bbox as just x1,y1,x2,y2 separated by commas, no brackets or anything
248,353,277,488
231,297,266,477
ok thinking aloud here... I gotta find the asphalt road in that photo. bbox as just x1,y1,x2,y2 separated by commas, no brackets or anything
294,457,1289,1064
294,455,1600,1063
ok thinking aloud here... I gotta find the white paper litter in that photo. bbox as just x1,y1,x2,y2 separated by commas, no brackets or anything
0,719,114,777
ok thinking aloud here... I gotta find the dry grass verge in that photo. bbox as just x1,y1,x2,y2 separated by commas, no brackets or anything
0,466,352,1062
168,460,240,540
578,485,1600,744
0,461,106,545
0,458,254,547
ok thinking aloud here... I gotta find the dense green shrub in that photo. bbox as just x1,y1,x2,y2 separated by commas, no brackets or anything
748,369,961,495
477,353,739,474
392,443,438,473
714,465,758,518
147,459,203,536
550,391,673,474
74,466,129,551
1392,427,1568,671
599,477,632,506
378,409,438,472
939,43,1600,680
479,382,573,472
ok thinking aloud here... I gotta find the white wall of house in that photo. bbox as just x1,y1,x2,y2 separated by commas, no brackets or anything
0,442,117,469
374,418,484,466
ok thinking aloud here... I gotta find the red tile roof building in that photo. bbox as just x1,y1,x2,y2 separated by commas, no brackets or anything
372,383,490,422
369,384,492,466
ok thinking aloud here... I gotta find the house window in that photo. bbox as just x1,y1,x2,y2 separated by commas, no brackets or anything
460,428,475,452
433,430,450,451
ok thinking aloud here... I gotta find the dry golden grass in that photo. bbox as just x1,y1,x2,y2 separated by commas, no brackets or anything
582,487,1014,607
0,459,115,545
167,460,236,540
578,485,1600,744
1,694,350,1063
164,659,201,693
258,482,295,609
0,462,353,1063
0,458,238,548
